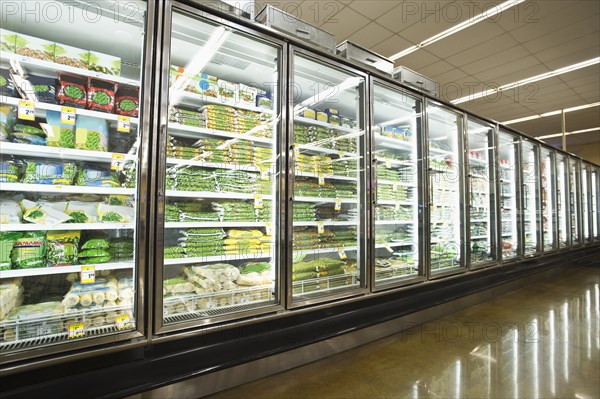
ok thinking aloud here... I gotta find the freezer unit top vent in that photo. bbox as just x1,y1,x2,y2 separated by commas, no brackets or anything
210,53,252,70
392,66,439,97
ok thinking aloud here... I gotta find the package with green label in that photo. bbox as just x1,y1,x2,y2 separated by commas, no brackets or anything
11,232,46,269
97,204,134,223
0,232,22,270
87,77,117,113
88,51,121,76
47,231,80,266
0,29,17,54
57,73,87,108
13,32,54,61
64,201,99,223
74,115,109,151
42,110,75,148
21,160,77,185
20,199,71,225
53,43,89,69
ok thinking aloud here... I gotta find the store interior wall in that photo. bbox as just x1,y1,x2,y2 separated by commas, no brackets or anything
566,142,600,165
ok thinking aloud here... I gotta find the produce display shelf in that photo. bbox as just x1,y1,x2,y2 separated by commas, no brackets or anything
0,261,134,279
374,135,414,151
164,251,274,265
295,171,356,182
294,196,357,204
294,117,359,134
0,183,135,196
375,220,413,225
0,223,134,232
0,142,136,163
166,158,262,172
1,53,140,86
165,190,273,200
178,92,274,114
376,200,414,206
0,96,140,125
296,144,355,157
293,221,357,227
165,222,267,229
168,123,273,145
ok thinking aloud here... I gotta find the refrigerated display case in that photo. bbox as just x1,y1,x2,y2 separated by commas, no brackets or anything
371,81,422,288
465,118,497,267
427,103,464,274
592,167,599,242
521,139,541,255
569,157,581,245
540,147,557,251
155,8,283,329
498,131,520,260
581,164,591,244
289,49,366,304
0,1,149,357
556,153,570,248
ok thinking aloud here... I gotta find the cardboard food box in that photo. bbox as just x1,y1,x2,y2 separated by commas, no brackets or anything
88,50,121,76
256,91,273,110
53,43,89,70
198,74,219,99
0,29,17,54
316,110,328,123
323,108,340,126
14,33,54,62
217,79,237,103
300,108,316,119
238,83,258,105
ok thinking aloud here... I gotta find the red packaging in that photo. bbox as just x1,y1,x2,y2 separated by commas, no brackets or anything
87,77,118,113
57,73,87,109
115,85,139,117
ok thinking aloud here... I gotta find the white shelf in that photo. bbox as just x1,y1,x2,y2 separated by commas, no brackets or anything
1,223,133,232
375,220,413,225
376,158,414,167
0,142,136,163
166,158,261,172
470,174,487,180
0,183,135,196
294,196,357,204
165,222,267,229
376,200,413,206
295,171,356,182
0,261,134,279
178,92,274,114
296,144,355,157
294,246,358,256
294,116,358,134
471,235,488,239
429,146,453,156
375,242,414,248
468,157,487,165
293,221,357,227
2,53,140,86
377,180,415,187
374,134,414,151
164,251,273,265
168,123,272,145
166,190,272,200
1,96,139,125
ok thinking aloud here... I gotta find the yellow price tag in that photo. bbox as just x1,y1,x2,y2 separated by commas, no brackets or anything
265,221,272,235
254,194,263,209
316,221,324,234
385,160,392,169
115,315,131,330
80,265,95,284
111,153,125,171
61,106,76,125
18,100,35,121
392,182,398,192
68,322,85,339
338,247,347,259
260,168,269,181
318,173,324,186
383,243,394,253
117,116,131,133
334,198,342,211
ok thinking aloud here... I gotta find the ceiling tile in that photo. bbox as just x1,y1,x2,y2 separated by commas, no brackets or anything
347,21,395,49
444,33,520,66
476,61,548,84
348,0,399,20
376,4,423,33
495,1,573,31
460,45,530,76
320,6,370,40
371,34,414,57
398,49,440,72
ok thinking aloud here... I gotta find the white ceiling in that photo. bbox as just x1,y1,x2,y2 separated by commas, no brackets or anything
256,0,600,159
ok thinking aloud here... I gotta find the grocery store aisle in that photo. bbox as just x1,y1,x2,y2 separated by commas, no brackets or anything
206,265,600,399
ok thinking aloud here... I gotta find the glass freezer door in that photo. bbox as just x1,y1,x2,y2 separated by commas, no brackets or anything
498,131,520,260
592,168,599,242
371,82,422,288
581,165,591,243
0,2,147,355
290,52,366,304
427,103,463,273
557,154,570,248
466,118,497,267
540,148,557,251
521,139,541,255
569,158,581,245
158,11,282,327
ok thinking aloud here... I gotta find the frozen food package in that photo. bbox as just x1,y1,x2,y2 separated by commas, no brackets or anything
0,105,16,141
256,91,272,109
88,51,121,76
42,110,75,148
53,43,89,69
0,199,22,224
115,85,139,117
0,69,18,98
11,123,47,146
46,231,80,266
57,73,87,108
25,75,57,104
74,115,109,151
96,204,134,223
218,79,236,103
76,164,120,187
10,232,46,269
65,201,99,223
77,248,111,264
0,29,17,54
21,160,77,185
0,160,20,183
238,83,257,105
20,199,72,225
87,77,118,113
13,33,54,61
0,232,22,270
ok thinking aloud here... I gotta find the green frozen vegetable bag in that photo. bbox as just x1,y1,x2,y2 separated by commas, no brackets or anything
11,231,46,269
81,238,109,250
0,232,22,270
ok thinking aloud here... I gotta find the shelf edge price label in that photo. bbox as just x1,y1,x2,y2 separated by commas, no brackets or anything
383,243,394,253
80,265,95,284
260,168,269,181
115,314,131,330
316,221,324,234
334,198,342,211
111,153,126,171
18,100,35,121
117,116,131,133
60,106,76,125
318,173,324,186
385,160,392,169
265,221,272,236
337,247,347,259
392,182,398,192
68,322,85,339
254,194,263,209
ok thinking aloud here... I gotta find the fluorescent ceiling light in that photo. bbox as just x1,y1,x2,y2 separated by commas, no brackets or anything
453,58,600,104
538,127,600,139
502,102,600,124
390,0,525,61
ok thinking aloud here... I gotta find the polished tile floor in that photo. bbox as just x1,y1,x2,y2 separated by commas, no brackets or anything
207,266,600,399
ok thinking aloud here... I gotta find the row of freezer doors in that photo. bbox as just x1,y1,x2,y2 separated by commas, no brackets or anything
0,2,599,360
